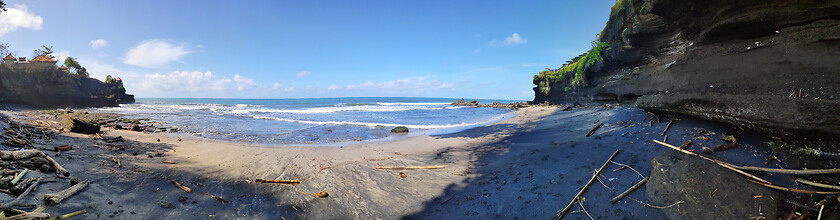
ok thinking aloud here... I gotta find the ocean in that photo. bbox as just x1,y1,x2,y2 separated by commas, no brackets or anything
92,97,519,146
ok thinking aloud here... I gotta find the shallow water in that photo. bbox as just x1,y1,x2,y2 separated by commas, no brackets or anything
92,97,518,145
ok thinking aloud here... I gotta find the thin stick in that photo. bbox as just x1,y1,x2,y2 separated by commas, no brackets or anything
556,149,620,219
734,166,840,175
162,161,177,164
255,179,301,184
374,165,444,170
578,199,594,220
609,161,644,179
785,200,820,212
798,88,802,99
678,140,692,149
6,212,49,219
748,180,840,194
653,140,772,184
818,204,824,220
795,178,840,190
170,180,191,193
610,177,649,203
40,152,69,177
586,123,604,137
661,120,673,136
628,198,683,209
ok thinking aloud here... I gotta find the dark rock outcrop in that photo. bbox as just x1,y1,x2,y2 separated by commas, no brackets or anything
534,0,840,144
647,151,781,219
0,65,134,108
61,115,100,134
390,126,409,134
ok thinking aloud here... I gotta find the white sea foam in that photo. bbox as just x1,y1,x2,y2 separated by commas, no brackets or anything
252,113,507,129
231,105,442,114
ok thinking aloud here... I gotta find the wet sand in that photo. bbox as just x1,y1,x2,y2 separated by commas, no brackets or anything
0,105,787,219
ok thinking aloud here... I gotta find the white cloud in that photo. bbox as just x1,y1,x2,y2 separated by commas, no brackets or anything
489,33,528,46
330,77,454,92
296,71,311,78
53,50,70,66
138,71,256,95
0,4,43,36
124,39,192,68
89,39,108,49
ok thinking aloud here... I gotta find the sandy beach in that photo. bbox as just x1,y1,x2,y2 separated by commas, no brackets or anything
0,103,797,219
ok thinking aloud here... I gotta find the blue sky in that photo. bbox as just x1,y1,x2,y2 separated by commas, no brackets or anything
0,0,615,100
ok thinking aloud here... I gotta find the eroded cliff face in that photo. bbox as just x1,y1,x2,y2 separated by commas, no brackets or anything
535,0,840,141
0,65,134,108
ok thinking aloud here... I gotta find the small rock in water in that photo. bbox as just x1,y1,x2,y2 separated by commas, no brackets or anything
390,126,409,134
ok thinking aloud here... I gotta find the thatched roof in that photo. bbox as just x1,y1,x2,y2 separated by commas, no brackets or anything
30,55,57,63
3,54,14,60
58,65,68,70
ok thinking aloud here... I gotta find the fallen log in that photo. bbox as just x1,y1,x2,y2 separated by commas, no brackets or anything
374,165,444,170
0,150,42,160
170,180,191,193
556,149,619,219
795,178,840,190
660,120,673,136
39,152,69,177
586,123,604,137
44,179,90,205
0,177,41,210
610,177,649,203
255,179,301,184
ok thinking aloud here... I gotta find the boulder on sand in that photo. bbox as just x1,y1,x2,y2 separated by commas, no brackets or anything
61,114,100,134
391,126,409,134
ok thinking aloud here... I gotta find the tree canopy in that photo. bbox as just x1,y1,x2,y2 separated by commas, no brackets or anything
0,1,7,13
33,46,55,59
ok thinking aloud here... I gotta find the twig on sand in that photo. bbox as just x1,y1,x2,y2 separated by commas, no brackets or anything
6,212,49,219
748,179,840,194
586,123,604,137
162,161,177,164
796,178,840,190
170,180,192,193
578,199,594,220
784,200,819,212
679,140,692,149
609,161,644,179
374,165,444,170
255,179,301,184
53,209,87,220
556,149,619,219
653,140,772,184
40,152,69,177
610,177,649,204
818,202,825,220
629,197,683,209
661,120,673,136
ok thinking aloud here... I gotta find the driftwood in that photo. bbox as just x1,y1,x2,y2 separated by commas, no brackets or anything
661,120,673,136
255,179,301,184
0,150,41,160
748,179,840,195
556,149,620,219
170,180,191,193
653,140,772,184
374,165,444,170
53,209,86,219
795,178,840,190
10,170,28,186
0,177,41,210
39,152,69,177
678,140,692,149
44,180,90,205
10,178,35,195
610,177,649,204
733,166,840,175
162,161,177,164
586,123,604,137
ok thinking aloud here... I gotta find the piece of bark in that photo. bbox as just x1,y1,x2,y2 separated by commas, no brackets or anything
170,180,191,193
54,146,72,151
254,179,300,184
39,152,69,177
374,165,445,170
0,150,42,160
44,179,90,205
678,140,693,149
586,123,604,137
162,161,177,164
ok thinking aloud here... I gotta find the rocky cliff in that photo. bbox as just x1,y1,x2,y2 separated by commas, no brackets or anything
0,64,134,108
534,0,840,145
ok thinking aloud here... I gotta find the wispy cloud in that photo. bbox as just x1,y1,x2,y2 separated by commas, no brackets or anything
329,77,454,92
464,64,545,74
0,4,43,36
124,39,192,68
138,71,257,96
489,33,528,46
296,71,311,78
89,39,108,49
